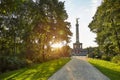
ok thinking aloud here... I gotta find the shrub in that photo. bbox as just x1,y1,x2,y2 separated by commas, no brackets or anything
112,55,120,65
87,53,95,58
0,56,27,73
101,54,111,61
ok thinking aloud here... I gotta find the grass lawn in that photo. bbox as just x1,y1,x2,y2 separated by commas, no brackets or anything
0,58,70,80
88,58,120,80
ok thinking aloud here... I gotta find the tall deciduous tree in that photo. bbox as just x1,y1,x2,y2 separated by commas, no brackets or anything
0,0,72,65
89,0,120,55
26,0,72,62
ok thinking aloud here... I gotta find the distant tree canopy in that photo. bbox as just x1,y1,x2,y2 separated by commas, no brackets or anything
89,0,120,55
0,0,72,72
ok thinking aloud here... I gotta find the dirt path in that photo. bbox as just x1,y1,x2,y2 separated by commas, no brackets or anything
48,56,110,80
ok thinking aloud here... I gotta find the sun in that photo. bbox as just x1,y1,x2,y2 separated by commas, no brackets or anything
51,42,63,49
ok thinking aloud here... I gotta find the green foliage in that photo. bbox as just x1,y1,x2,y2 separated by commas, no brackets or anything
0,58,70,80
112,55,120,65
46,45,71,60
87,47,96,58
0,56,27,73
89,0,120,55
87,47,102,59
89,58,120,80
61,45,71,57
101,54,111,61
0,0,72,73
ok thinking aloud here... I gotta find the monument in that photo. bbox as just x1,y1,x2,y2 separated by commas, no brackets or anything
72,18,87,56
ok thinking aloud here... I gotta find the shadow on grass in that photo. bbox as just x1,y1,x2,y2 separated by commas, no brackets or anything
29,60,66,80
0,58,70,80
0,68,28,80
91,63,120,80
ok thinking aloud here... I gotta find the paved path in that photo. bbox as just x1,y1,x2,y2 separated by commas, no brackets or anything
48,56,110,80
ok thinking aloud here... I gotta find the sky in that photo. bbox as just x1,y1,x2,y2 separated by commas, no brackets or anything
59,0,102,48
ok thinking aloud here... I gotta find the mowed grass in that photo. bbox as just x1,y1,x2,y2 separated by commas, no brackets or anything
0,58,70,80
88,58,120,80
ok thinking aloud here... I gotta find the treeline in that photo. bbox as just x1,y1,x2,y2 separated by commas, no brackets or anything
0,0,72,73
88,0,120,64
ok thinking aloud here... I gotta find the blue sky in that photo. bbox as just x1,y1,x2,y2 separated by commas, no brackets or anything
60,0,102,48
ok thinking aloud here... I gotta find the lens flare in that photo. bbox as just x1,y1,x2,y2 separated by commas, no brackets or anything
51,43,63,49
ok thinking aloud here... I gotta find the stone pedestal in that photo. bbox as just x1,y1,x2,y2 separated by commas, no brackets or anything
72,42,82,56
73,42,82,49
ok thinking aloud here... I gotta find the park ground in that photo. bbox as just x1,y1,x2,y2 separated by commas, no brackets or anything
0,56,120,80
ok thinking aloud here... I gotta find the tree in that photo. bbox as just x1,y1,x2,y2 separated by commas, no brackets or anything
89,0,120,56
25,0,72,62
0,0,72,73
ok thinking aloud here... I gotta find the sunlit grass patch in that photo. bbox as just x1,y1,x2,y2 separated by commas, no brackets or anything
0,58,70,80
88,58,120,80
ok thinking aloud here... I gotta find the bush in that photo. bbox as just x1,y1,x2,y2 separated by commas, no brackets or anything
112,55,120,65
101,54,111,61
87,53,95,58
0,56,27,73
